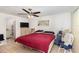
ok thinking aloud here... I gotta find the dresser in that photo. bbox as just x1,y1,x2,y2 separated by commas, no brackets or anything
20,28,31,36
20,28,35,36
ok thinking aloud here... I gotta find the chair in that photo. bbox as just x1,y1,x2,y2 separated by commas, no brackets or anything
57,41,64,52
54,31,65,53
54,31,63,46
58,32,74,53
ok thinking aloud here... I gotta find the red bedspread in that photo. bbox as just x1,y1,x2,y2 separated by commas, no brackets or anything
15,33,55,53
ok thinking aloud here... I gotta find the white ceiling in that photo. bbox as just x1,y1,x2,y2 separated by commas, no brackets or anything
0,6,78,18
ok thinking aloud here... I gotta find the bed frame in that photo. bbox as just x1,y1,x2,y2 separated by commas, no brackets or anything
48,39,55,53
15,39,55,53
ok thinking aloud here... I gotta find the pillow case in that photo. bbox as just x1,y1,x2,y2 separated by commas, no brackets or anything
44,31,55,34
35,30,44,33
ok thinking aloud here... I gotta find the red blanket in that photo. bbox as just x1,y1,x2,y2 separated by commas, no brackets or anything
15,33,55,53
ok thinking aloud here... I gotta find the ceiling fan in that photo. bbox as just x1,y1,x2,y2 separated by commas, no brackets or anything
18,8,40,18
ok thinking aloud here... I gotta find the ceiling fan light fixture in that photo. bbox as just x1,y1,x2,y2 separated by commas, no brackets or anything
27,15,33,19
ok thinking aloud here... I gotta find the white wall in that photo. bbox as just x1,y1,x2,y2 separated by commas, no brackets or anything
53,12,71,33
72,8,79,52
0,13,6,40
0,13,29,39
30,12,71,34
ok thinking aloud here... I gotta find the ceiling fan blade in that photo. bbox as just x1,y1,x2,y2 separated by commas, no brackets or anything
33,14,39,17
18,13,27,15
32,12,40,14
22,9,30,14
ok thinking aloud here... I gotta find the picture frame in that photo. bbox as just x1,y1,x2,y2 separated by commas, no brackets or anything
38,20,49,26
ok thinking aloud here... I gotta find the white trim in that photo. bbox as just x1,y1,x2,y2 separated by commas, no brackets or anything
48,39,55,53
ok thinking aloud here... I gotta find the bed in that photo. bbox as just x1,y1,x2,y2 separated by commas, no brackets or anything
15,31,55,53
